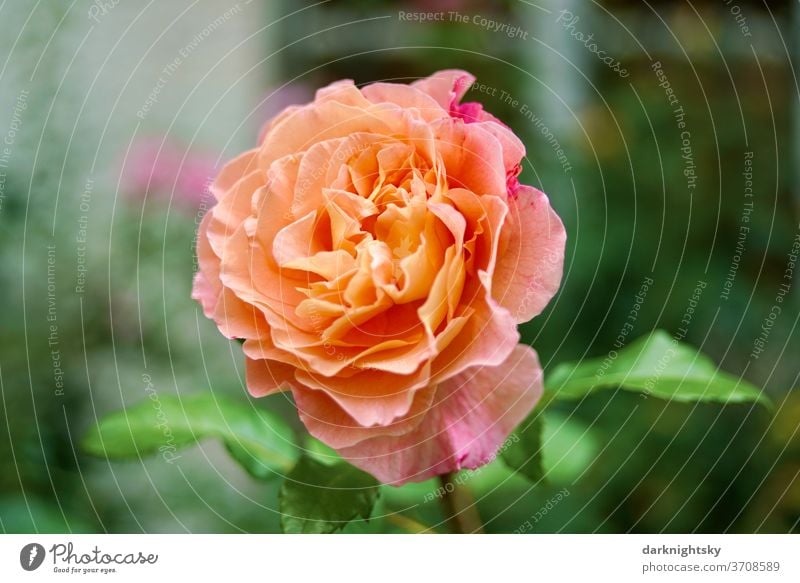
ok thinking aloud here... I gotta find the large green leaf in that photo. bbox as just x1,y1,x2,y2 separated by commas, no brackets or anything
279,456,380,534
546,330,771,408
81,393,297,479
502,414,545,483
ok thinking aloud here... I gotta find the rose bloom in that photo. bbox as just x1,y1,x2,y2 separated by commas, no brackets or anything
193,70,565,485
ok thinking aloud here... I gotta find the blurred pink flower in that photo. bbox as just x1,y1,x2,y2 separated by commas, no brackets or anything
122,138,218,209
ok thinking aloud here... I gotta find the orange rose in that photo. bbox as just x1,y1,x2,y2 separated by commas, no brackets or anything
193,70,565,484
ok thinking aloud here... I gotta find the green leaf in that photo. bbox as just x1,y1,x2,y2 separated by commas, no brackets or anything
502,414,545,483
279,456,380,534
0,496,94,534
546,330,771,408
540,412,600,483
81,393,297,479
304,436,341,466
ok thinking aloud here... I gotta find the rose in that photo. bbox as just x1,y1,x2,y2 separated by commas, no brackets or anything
193,70,565,485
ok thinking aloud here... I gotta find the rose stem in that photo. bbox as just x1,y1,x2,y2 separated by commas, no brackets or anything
386,513,437,534
438,472,485,534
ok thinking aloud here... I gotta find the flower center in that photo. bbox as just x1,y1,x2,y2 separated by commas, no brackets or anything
281,139,461,344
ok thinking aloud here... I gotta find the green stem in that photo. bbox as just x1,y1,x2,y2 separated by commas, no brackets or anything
438,472,485,534
386,513,437,534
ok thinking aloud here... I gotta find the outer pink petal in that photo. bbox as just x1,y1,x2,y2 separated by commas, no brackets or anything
430,293,520,384
212,285,269,339
258,100,398,170
206,170,265,257
412,70,475,110
294,384,436,449
245,356,297,396
293,363,431,427
493,185,566,323
338,344,543,485
361,82,448,122
473,120,525,175
314,79,373,108
433,118,508,195
210,149,260,200
192,270,218,319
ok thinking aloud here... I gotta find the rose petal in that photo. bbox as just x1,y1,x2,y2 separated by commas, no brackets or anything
433,119,508,195
362,82,449,122
339,344,543,485
210,149,260,200
295,383,436,449
294,362,432,427
245,356,297,396
492,185,566,322
191,212,222,318
412,69,476,110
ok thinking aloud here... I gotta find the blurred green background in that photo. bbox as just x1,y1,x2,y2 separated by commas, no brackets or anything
0,0,798,533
